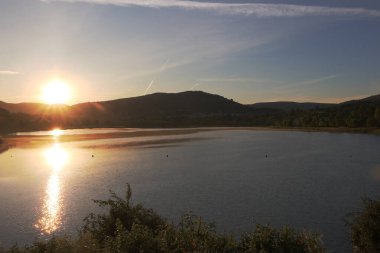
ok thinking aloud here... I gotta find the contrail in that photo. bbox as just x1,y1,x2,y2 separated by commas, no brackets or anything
40,0,380,18
144,79,154,95
190,83,200,90
0,70,20,75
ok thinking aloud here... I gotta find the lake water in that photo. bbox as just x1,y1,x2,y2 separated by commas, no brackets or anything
0,128,379,252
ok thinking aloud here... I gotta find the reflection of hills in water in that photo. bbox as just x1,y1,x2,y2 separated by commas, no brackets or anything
4,128,215,149
11,128,139,136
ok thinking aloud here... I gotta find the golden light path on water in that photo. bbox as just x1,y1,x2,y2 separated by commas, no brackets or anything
35,129,69,234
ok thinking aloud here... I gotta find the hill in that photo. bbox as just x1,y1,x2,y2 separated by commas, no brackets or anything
276,94,380,128
0,91,379,133
341,94,380,105
0,91,277,132
0,101,68,115
68,91,271,127
71,91,246,118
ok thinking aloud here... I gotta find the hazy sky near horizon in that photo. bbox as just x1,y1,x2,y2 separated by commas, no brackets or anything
0,0,380,104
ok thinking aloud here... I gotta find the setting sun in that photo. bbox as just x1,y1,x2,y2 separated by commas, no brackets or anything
42,80,71,105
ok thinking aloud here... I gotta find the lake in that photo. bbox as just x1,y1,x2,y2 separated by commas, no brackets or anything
0,128,379,252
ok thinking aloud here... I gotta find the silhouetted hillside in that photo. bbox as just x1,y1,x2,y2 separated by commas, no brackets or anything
0,101,68,115
71,91,245,117
0,91,379,133
277,94,380,128
341,94,380,105
68,91,270,127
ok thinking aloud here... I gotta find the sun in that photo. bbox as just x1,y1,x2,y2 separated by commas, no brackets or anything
42,80,71,105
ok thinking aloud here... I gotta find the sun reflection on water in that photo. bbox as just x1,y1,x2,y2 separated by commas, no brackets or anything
44,144,68,172
35,143,69,234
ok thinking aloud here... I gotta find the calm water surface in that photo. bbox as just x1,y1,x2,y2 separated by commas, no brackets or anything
0,128,379,252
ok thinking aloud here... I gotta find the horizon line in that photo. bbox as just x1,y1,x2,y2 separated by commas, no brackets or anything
0,90,376,106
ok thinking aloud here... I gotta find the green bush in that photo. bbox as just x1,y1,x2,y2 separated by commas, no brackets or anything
239,225,325,253
82,185,166,244
347,198,380,253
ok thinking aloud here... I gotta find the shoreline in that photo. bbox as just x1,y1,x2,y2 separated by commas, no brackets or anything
0,138,9,154
241,126,380,135
2,126,379,150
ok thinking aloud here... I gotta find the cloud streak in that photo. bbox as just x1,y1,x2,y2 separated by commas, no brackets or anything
278,74,338,91
299,75,337,86
40,0,380,18
0,70,20,75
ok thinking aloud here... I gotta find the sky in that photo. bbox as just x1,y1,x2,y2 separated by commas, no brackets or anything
0,0,380,104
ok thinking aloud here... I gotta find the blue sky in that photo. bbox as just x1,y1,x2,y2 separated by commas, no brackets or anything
0,0,380,104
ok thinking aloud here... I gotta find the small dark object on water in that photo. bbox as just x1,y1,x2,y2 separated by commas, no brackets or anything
265,154,268,158
92,155,94,157
166,154,168,157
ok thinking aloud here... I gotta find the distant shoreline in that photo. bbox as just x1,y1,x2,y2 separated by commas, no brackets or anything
253,126,380,135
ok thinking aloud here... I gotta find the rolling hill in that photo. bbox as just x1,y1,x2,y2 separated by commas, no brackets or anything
0,91,379,133
0,101,68,115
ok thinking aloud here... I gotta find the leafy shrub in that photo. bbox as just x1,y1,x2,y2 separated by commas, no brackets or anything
82,184,166,244
239,225,325,253
347,197,380,253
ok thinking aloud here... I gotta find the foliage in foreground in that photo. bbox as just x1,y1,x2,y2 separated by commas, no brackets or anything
346,197,380,253
0,184,335,253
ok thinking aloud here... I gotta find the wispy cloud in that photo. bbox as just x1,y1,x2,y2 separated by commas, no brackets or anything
198,76,282,86
0,70,21,75
299,75,337,86
40,0,380,18
278,74,338,91
144,79,154,95
159,58,170,72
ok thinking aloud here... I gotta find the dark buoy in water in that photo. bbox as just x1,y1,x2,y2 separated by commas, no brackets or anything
265,154,268,158
166,154,168,158
92,154,94,158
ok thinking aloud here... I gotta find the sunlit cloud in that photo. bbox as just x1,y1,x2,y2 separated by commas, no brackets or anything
40,0,380,18
0,70,20,75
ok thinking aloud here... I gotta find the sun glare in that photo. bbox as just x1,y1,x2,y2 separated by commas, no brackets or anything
51,128,63,138
42,80,71,105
